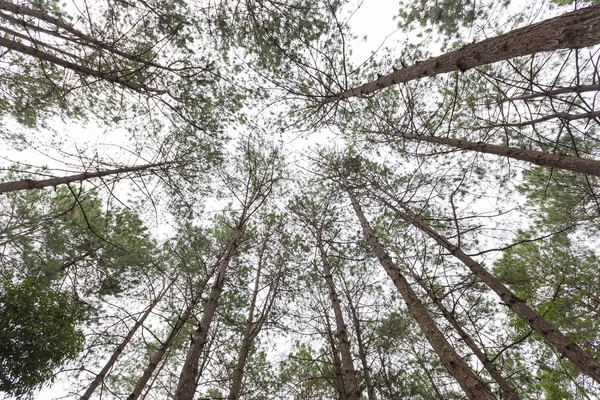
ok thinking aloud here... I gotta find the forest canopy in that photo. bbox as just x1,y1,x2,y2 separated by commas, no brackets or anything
0,0,600,399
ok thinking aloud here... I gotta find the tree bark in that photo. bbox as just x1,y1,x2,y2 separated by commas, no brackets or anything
127,276,210,400
343,286,376,400
228,230,280,400
380,195,600,384
173,227,243,400
379,129,600,177
0,36,166,94
407,267,521,400
315,230,361,400
327,5,600,101
0,162,171,194
81,282,172,400
342,178,496,400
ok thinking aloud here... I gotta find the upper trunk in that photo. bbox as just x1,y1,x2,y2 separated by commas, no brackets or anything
342,179,496,400
327,5,600,101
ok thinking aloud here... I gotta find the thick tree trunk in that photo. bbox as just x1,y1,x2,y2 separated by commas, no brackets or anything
342,179,496,400
378,130,600,177
383,196,600,384
127,277,210,400
315,231,361,400
327,5,600,101
174,228,242,400
0,162,171,194
407,268,521,400
80,283,171,400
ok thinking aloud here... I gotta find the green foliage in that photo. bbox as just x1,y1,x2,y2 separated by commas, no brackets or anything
519,166,600,231
0,186,156,295
0,278,85,398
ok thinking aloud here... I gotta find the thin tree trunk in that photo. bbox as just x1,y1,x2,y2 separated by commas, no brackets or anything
379,194,600,384
0,162,171,194
327,5,600,101
406,267,521,400
127,275,211,400
342,178,496,400
378,129,600,177
342,287,376,400
0,36,166,94
324,312,348,400
228,232,280,400
506,84,600,102
174,226,243,400
315,230,361,400
81,282,172,400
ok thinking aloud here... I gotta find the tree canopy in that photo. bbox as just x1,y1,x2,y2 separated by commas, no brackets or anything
1,0,600,399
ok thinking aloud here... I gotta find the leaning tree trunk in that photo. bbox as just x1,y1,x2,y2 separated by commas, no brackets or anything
0,162,172,194
315,230,362,400
377,193,600,384
406,267,521,400
81,282,172,400
341,178,496,400
228,233,280,400
326,5,600,101
127,275,212,400
342,286,376,400
378,130,600,177
173,226,243,400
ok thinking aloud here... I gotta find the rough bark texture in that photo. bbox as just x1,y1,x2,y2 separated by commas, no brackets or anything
408,269,521,400
343,180,496,400
390,199,600,384
328,5,600,101
381,130,600,177
174,228,242,400
127,277,209,400
316,231,361,400
81,284,170,400
0,162,170,194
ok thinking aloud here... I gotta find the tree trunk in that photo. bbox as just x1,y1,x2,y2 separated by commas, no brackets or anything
381,195,600,384
0,162,171,194
378,130,600,177
315,230,361,400
127,276,210,400
342,178,496,400
0,36,165,94
173,227,242,400
228,232,280,400
327,5,600,101
80,283,171,400
343,287,376,400
324,312,348,400
407,267,521,400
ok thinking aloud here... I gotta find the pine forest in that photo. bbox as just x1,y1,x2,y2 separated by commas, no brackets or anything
1,0,600,398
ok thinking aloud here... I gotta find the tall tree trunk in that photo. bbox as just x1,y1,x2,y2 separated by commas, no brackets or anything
378,130,600,177
378,193,600,383
406,267,521,400
81,282,172,400
324,312,348,400
327,5,600,101
127,276,211,400
341,178,496,400
174,227,243,400
0,162,172,194
342,285,376,400
228,232,280,400
315,230,361,400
